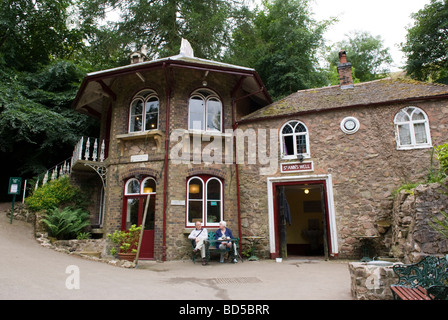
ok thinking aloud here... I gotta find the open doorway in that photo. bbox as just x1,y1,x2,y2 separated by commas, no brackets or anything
275,182,329,259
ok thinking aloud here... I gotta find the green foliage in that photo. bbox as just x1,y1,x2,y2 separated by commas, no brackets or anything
25,176,83,212
392,182,420,197
430,210,448,239
107,224,142,254
402,0,448,83
434,143,448,175
76,232,92,240
394,143,448,197
41,207,91,240
0,0,84,72
326,31,392,83
224,0,333,100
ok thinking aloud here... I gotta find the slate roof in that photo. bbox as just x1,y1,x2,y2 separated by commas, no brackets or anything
239,78,448,123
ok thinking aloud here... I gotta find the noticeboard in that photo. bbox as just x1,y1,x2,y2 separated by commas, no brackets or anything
8,177,22,195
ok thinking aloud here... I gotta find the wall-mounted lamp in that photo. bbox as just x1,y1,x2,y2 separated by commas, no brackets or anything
143,187,153,193
189,184,200,194
304,188,310,195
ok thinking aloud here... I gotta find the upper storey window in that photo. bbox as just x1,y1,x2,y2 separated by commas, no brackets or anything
188,89,222,132
394,107,431,150
129,89,159,133
280,120,310,159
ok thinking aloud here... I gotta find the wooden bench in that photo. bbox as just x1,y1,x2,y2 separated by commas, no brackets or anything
192,231,242,263
390,255,448,300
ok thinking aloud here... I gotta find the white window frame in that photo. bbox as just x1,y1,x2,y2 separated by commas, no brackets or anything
128,89,159,133
188,89,222,133
141,177,157,195
124,178,140,195
205,177,223,227
280,120,310,160
394,106,432,150
186,176,223,227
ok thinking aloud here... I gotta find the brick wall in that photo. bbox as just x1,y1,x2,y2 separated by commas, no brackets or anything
101,66,242,260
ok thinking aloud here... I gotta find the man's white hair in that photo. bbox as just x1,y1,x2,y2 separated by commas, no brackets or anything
220,220,226,227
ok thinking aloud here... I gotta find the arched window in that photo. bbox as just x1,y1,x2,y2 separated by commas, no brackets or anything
280,120,310,159
129,89,159,133
394,107,431,149
188,89,222,132
186,175,223,227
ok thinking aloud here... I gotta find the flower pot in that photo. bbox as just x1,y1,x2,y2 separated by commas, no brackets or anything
117,252,136,262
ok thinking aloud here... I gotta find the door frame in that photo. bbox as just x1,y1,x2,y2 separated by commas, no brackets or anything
121,177,156,260
267,174,338,258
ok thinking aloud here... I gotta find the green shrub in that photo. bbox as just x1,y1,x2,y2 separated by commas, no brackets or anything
430,210,448,239
434,143,448,175
41,207,91,240
25,176,82,212
107,224,142,254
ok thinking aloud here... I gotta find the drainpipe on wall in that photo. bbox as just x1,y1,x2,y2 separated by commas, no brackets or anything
162,62,172,261
231,77,244,241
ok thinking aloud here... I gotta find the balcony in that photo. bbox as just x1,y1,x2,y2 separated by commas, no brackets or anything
71,137,106,169
71,136,107,187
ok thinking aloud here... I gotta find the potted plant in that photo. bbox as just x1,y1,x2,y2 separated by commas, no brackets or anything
107,224,142,261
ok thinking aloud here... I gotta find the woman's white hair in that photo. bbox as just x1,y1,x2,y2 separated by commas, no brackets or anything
219,220,226,227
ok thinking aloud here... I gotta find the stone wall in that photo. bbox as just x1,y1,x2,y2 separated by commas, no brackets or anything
348,262,399,300
390,181,448,263
238,99,448,259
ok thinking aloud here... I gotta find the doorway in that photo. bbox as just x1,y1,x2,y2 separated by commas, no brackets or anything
271,178,335,259
122,177,156,259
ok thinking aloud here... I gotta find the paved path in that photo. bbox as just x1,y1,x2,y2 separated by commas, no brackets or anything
0,206,352,301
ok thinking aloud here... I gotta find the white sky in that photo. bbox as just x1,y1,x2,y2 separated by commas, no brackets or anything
310,0,431,71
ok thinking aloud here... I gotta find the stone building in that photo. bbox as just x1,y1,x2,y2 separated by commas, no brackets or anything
69,42,448,261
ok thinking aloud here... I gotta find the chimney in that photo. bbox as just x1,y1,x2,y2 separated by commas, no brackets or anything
129,46,148,64
337,50,353,89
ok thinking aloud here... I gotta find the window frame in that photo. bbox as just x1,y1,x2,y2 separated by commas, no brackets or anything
188,89,223,133
394,106,432,150
280,120,311,160
128,89,159,133
186,175,223,228
122,176,157,230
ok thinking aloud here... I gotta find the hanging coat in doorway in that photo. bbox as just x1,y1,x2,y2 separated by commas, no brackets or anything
279,187,292,225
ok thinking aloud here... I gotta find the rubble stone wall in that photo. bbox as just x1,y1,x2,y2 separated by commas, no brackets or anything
391,181,448,263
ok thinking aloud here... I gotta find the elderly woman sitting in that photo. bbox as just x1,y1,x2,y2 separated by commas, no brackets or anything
215,221,238,263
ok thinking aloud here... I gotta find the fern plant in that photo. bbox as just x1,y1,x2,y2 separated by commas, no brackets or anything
430,211,448,239
41,207,90,240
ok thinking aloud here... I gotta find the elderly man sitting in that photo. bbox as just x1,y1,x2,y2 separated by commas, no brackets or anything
188,221,208,265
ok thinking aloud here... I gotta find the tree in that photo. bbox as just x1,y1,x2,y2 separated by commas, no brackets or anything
224,0,333,100
75,0,247,61
0,60,98,176
326,31,392,84
0,0,85,72
402,0,448,83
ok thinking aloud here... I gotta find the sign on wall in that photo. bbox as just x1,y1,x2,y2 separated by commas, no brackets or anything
280,161,314,173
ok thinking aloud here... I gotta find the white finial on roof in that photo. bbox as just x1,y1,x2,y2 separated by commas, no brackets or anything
180,38,194,58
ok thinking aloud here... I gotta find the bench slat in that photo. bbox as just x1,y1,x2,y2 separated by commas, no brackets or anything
391,286,432,300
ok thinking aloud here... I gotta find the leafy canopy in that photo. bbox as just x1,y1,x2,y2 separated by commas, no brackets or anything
326,31,392,84
402,0,448,83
